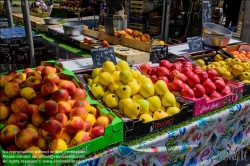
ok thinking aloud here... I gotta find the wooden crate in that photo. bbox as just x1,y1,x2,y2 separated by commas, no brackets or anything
112,45,150,64
82,25,100,38
36,24,62,32
99,32,120,45
80,40,102,51
18,17,24,24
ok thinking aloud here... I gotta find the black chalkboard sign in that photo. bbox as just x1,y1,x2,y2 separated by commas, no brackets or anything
202,0,211,25
187,36,204,52
0,44,30,64
90,47,117,68
151,45,168,63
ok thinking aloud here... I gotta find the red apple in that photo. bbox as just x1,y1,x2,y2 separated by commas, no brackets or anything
203,95,211,102
183,83,190,90
65,116,84,135
224,85,231,91
203,80,216,94
51,89,70,102
180,87,194,99
206,68,218,81
193,84,205,98
171,79,184,92
58,80,76,95
38,100,59,118
174,73,187,82
31,95,47,106
183,70,194,77
214,80,225,91
41,119,62,140
186,74,200,87
181,66,192,74
150,75,157,83
140,63,151,74
220,86,232,96
193,66,203,74
157,77,169,84
168,70,180,80
197,71,208,83
25,76,43,91
214,76,225,82
159,60,171,69
148,68,157,76
170,63,182,72
7,112,28,129
89,126,104,139
82,121,92,132
73,100,90,108
157,67,169,77
210,91,222,100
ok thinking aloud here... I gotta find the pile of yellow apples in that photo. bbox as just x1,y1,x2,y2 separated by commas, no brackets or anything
196,54,250,83
86,60,181,123
0,66,109,159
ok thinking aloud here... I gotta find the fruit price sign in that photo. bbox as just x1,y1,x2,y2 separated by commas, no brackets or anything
0,44,30,64
91,47,117,68
202,0,211,25
187,36,204,52
151,45,168,63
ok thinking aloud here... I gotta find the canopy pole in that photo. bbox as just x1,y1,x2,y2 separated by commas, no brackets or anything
164,0,171,43
160,0,166,40
4,0,14,27
127,0,130,28
240,0,250,43
21,0,36,68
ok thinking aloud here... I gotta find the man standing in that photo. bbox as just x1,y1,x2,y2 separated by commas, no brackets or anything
223,0,242,28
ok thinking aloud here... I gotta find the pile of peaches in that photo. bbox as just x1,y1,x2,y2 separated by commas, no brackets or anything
0,66,110,159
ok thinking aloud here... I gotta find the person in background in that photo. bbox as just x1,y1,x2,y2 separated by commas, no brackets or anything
223,0,242,29
31,0,48,12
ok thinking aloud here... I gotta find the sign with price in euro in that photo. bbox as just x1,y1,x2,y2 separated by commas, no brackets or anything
90,47,117,68
0,44,30,64
202,0,211,25
187,36,204,52
151,45,168,63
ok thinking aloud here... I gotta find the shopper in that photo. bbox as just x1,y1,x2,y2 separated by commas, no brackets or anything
31,0,48,12
223,0,241,28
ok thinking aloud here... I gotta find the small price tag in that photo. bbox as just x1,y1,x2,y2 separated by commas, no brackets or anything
187,36,204,52
151,45,168,63
90,47,117,68
0,44,30,64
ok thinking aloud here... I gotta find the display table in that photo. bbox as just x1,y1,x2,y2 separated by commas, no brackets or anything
73,99,250,166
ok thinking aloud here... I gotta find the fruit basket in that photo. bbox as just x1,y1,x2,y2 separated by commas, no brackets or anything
0,69,123,166
184,50,246,99
75,61,194,140
222,43,250,61
137,58,243,116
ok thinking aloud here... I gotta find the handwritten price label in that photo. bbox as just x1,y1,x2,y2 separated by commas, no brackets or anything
91,47,117,68
151,45,168,63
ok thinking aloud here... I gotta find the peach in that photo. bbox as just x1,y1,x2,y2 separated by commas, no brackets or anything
73,100,90,108
51,89,69,102
25,76,43,91
22,68,34,74
86,105,99,119
41,66,56,78
41,119,62,140
58,128,71,144
5,144,21,151
36,66,45,72
0,125,20,145
40,82,58,97
4,81,20,98
70,131,90,147
50,113,68,127
7,112,28,129
0,90,11,104
10,98,29,113
48,138,67,152
37,136,48,151
0,104,10,120
10,78,23,84
58,101,71,114
24,146,43,159
67,99,76,108
26,71,42,79
31,110,46,127
95,116,110,127
6,71,19,78
38,100,58,118
65,116,84,135
22,104,38,117
69,106,88,120
0,75,13,89
15,128,38,150
26,123,39,131
71,88,86,100
58,80,76,95
43,73,60,85
31,95,46,106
